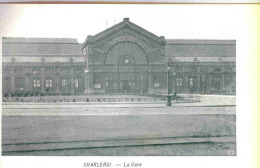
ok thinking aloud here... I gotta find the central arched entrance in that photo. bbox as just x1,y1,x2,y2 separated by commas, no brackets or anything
117,55,136,93
104,41,149,94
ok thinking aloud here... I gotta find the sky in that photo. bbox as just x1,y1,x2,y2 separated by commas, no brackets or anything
0,4,245,43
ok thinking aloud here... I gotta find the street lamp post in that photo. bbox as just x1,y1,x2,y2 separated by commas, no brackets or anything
202,75,205,94
140,75,144,95
85,69,89,95
166,62,171,106
73,79,75,96
173,72,177,102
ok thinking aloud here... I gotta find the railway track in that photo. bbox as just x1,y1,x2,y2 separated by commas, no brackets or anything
2,135,236,156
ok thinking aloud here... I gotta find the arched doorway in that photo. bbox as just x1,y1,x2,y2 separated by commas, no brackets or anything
104,41,149,94
117,55,136,93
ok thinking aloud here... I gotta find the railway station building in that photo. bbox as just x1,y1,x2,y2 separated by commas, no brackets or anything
2,18,236,95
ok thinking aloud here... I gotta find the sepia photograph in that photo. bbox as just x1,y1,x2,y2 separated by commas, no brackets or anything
0,4,238,157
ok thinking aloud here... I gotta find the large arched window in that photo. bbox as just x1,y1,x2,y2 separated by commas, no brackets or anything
118,55,135,65
105,41,148,65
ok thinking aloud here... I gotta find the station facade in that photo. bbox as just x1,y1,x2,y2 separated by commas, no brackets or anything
2,18,236,95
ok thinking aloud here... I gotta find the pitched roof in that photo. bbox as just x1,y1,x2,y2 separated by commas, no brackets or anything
2,37,83,55
2,37,236,63
165,39,236,59
2,37,78,43
166,39,236,45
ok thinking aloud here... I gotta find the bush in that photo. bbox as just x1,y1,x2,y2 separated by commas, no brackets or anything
17,90,24,97
11,91,16,97
3,90,49,97
34,91,40,96
24,91,31,97
40,92,45,96
3,92,10,97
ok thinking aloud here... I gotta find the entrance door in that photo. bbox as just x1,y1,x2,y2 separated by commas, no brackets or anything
123,80,130,93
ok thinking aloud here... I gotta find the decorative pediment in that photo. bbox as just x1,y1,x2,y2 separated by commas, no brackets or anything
83,18,165,49
83,18,166,65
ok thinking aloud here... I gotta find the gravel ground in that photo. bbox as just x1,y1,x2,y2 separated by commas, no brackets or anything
2,106,236,115
2,112,236,156
2,113,236,144
2,96,236,156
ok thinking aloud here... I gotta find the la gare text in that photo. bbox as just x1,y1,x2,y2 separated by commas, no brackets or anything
83,162,142,167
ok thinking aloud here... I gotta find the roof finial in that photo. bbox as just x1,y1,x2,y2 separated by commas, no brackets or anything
123,18,129,21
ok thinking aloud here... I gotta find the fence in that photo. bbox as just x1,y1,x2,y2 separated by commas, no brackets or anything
2,95,200,103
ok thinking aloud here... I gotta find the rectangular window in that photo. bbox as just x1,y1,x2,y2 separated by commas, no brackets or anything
94,84,101,89
62,79,68,87
105,74,117,90
225,68,232,72
224,75,233,86
175,68,183,73
105,81,109,88
45,79,53,88
74,79,79,88
61,69,70,73
176,78,183,87
154,83,160,88
3,77,11,91
189,68,197,73
214,68,221,72
200,68,208,73
119,81,123,89
202,76,206,81
93,75,101,87
105,76,109,88
3,69,11,74
33,79,41,88
14,69,24,74
45,69,55,74
32,69,40,74
15,77,24,89
74,69,83,73
189,78,194,87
